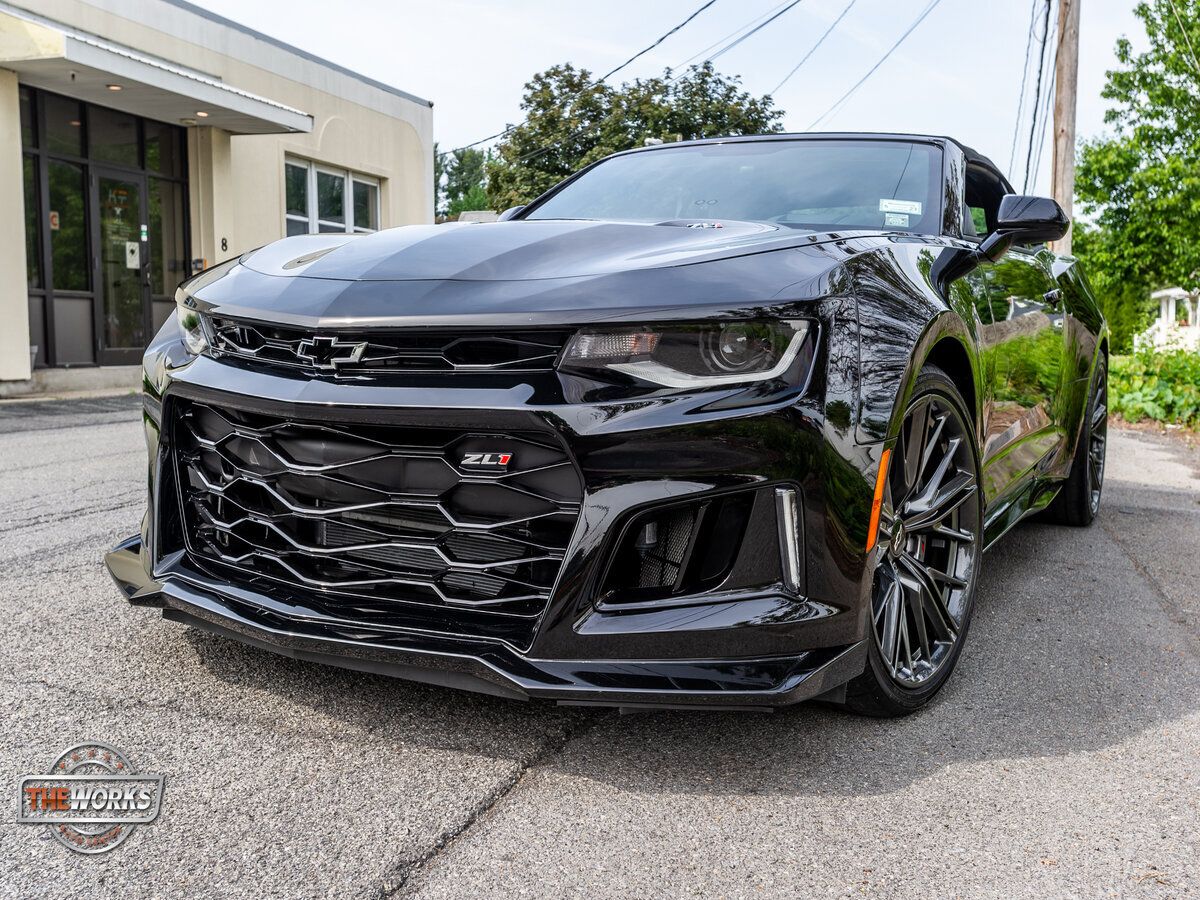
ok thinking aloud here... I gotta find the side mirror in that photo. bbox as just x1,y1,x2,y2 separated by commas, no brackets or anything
977,194,1069,261
498,205,525,221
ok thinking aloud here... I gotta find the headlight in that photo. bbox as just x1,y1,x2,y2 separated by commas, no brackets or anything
175,292,208,356
559,321,810,388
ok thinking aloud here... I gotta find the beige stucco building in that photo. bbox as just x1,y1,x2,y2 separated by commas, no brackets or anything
0,0,432,391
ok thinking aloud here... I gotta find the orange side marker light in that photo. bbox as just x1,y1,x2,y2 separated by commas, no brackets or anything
865,447,892,552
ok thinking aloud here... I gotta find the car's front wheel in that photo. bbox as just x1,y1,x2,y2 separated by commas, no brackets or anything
845,365,984,717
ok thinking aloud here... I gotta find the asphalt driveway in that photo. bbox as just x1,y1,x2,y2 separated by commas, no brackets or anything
1,395,1197,898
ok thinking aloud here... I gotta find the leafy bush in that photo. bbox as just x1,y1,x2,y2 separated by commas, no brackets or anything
1109,350,1200,428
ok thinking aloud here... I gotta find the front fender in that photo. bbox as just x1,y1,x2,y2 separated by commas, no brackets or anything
857,310,979,448
847,244,982,448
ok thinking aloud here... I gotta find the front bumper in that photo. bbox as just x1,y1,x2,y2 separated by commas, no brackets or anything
111,306,875,709
107,536,865,709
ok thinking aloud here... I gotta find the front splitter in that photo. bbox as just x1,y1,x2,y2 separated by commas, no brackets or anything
106,536,866,710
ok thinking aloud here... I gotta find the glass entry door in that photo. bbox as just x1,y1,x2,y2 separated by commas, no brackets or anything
93,169,150,365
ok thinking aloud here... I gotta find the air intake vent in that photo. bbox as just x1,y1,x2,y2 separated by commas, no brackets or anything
599,486,790,607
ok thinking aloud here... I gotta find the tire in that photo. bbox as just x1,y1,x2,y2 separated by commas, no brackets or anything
1043,359,1107,527
845,365,984,717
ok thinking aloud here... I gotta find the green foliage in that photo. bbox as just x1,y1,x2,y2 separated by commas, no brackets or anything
1073,1,1200,347
1071,224,1156,352
447,183,489,218
1110,349,1200,428
437,147,490,218
485,62,784,211
445,148,486,210
433,141,446,216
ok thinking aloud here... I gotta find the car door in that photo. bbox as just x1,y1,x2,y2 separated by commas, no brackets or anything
977,246,1067,505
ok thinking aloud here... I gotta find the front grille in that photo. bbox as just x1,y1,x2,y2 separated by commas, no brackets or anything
208,317,569,376
170,399,582,648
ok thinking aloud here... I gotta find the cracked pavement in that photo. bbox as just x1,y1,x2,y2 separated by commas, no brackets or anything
1,395,1197,898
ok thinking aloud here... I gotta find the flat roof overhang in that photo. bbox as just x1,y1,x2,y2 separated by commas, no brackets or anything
0,8,312,134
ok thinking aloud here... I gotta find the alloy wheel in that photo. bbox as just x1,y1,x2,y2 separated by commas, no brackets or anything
871,393,982,688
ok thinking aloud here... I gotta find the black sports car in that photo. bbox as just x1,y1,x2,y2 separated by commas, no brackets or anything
107,133,1107,715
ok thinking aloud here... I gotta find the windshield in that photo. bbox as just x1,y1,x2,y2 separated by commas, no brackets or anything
525,139,943,234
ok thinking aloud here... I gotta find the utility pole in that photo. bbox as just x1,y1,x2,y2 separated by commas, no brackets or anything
1051,0,1081,254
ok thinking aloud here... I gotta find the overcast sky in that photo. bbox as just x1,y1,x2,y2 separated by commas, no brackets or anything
191,0,1147,195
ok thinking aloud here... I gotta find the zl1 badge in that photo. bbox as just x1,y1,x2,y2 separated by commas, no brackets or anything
461,452,512,470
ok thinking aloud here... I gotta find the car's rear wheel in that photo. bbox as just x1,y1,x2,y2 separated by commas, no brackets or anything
1044,359,1107,526
845,366,984,717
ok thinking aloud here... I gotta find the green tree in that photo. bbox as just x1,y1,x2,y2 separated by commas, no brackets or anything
433,141,447,218
444,148,486,203
448,183,489,218
485,62,784,210
1074,0,1200,349
1072,224,1155,352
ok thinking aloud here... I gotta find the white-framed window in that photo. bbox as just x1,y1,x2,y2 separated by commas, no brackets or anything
285,157,380,236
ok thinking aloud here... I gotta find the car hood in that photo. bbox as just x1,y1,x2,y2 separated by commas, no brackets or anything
192,221,882,328
239,220,836,282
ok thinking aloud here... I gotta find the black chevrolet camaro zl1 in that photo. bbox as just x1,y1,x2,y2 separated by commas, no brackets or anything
107,133,1108,715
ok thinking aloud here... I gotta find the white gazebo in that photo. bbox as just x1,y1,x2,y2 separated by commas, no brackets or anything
1136,287,1200,352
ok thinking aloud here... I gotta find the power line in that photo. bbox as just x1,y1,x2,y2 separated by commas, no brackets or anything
1166,0,1200,76
1029,64,1057,189
1007,0,1042,177
520,0,809,166
669,0,796,73
438,0,719,158
1022,0,1053,192
596,0,719,82
707,0,806,63
770,0,858,95
1030,8,1065,191
807,0,945,130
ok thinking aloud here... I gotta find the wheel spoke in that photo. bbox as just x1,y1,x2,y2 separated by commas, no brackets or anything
902,401,930,497
900,570,932,662
898,553,959,641
917,412,948,487
906,437,962,512
898,600,914,673
904,471,977,532
1091,401,1107,429
875,576,902,669
931,523,973,543
926,565,968,589
879,505,896,531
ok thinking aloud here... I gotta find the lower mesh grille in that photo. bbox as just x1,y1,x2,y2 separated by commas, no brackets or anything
170,398,582,648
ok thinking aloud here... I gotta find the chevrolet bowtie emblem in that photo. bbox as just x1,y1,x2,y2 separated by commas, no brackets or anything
296,335,368,370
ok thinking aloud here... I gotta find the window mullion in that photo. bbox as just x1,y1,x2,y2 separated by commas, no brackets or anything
308,161,317,234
